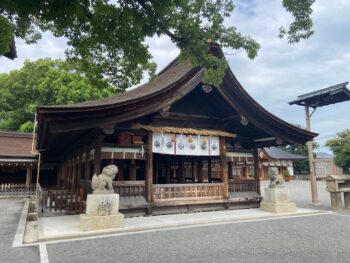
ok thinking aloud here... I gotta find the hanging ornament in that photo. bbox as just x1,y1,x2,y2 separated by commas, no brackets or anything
188,135,193,143
171,134,176,143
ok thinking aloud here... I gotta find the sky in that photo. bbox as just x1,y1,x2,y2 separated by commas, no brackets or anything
1,0,349,153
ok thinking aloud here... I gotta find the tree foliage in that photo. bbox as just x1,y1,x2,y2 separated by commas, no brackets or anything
0,0,315,90
279,142,319,174
0,58,114,132
326,129,350,172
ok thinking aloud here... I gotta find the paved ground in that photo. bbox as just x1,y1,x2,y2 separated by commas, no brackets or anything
0,198,40,263
1,180,350,263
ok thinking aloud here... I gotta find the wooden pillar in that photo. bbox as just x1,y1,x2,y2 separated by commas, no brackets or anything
25,166,32,186
129,160,137,181
253,147,261,195
145,132,153,202
165,158,171,183
84,148,91,180
208,158,212,183
117,161,124,181
191,158,196,183
228,162,233,180
71,158,77,190
197,159,203,183
220,137,229,199
179,158,185,183
66,160,72,189
77,150,83,187
94,138,102,175
305,106,319,204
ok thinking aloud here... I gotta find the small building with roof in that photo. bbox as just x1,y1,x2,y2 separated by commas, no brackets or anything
259,147,307,180
0,131,37,185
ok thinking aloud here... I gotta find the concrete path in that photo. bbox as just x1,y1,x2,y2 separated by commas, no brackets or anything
38,207,322,242
0,198,40,263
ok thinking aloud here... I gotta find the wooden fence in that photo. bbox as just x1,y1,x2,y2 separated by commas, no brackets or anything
228,179,259,193
153,183,224,201
39,189,83,214
113,181,145,197
0,183,36,197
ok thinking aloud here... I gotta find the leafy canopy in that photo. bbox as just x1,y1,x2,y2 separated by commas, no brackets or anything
0,58,114,132
326,129,350,172
0,0,315,90
279,142,319,174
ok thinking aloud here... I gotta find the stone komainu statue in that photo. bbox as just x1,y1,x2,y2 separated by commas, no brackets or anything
91,165,118,194
268,167,284,188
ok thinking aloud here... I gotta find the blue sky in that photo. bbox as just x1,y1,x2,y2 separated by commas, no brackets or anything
1,0,349,153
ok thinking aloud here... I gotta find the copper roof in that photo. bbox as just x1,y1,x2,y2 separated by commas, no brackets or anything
0,131,38,161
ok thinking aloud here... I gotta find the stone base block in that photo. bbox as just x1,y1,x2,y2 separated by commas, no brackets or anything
260,201,296,213
264,187,291,203
80,213,124,231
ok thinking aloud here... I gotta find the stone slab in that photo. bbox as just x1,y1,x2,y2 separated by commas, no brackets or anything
264,187,291,203
80,213,124,231
86,194,119,216
260,201,296,213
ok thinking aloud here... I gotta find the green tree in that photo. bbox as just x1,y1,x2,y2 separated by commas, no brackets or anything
0,58,114,132
0,0,315,90
326,129,350,172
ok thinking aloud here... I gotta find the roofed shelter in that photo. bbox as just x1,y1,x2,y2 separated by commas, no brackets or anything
289,82,350,204
36,44,317,216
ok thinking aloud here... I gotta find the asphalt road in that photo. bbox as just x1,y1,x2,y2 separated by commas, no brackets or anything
1,180,350,263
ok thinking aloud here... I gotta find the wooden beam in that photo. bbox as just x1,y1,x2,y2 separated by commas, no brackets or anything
220,137,229,199
145,132,153,202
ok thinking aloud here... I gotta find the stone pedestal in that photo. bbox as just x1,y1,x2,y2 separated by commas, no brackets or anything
260,187,296,213
80,194,124,231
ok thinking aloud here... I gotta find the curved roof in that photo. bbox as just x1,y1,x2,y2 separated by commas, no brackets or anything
37,44,317,150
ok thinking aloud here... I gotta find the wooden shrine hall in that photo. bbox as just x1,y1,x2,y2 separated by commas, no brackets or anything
36,44,317,216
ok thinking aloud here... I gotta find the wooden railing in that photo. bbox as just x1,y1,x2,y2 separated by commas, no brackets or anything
79,180,145,198
153,183,224,201
228,179,259,192
113,181,145,197
39,189,83,214
0,183,36,197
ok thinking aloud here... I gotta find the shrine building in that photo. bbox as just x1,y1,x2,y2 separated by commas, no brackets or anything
35,44,317,216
